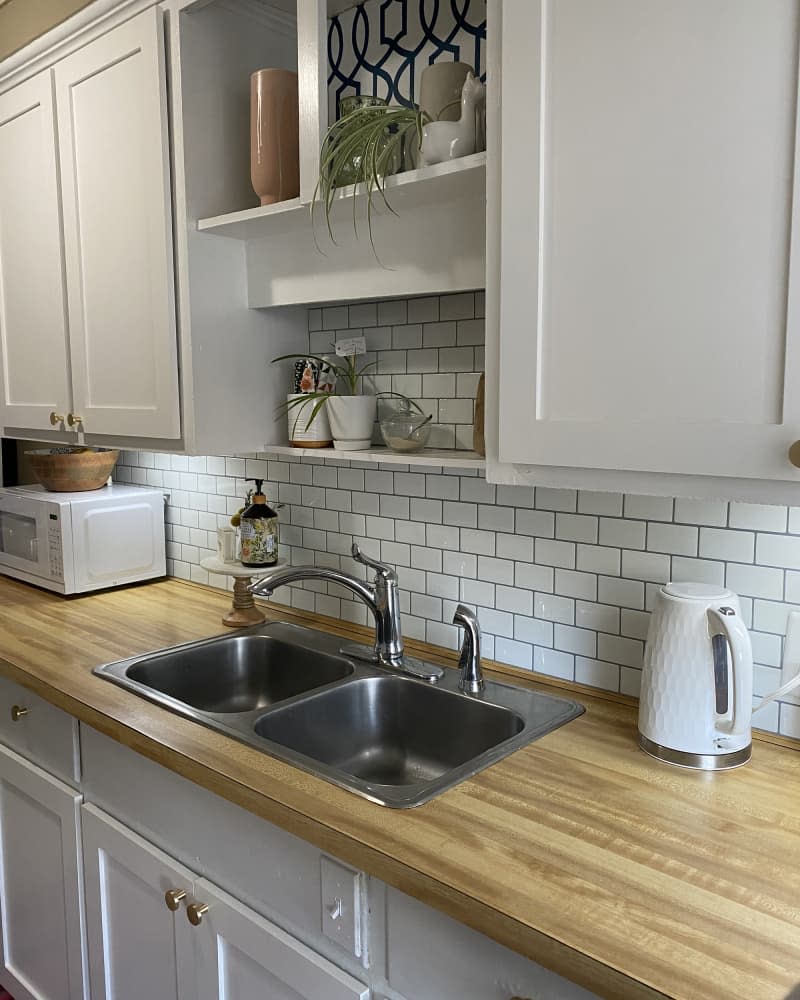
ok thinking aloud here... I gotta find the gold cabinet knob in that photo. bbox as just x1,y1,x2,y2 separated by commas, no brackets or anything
49,412,64,426
186,902,209,926
67,413,83,427
790,441,800,468
10,705,28,722
164,888,187,911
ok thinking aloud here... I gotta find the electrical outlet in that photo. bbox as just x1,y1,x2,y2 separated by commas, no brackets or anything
320,855,364,959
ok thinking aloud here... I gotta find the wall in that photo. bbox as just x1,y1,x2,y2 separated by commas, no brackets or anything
0,0,93,61
114,291,800,741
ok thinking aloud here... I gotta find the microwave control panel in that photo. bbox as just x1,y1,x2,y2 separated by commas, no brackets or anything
47,512,63,578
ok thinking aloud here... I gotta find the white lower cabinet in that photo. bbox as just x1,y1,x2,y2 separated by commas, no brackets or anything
0,743,86,1000
82,804,194,1000
82,803,369,1000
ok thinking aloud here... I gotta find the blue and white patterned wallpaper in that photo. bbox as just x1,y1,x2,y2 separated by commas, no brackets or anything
327,0,487,122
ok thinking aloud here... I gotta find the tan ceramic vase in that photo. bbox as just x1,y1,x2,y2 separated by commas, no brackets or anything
250,69,300,206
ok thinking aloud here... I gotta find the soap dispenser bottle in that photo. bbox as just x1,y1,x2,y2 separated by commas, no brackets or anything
239,479,279,567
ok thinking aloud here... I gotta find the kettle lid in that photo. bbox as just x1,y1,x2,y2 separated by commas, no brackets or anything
663,581,732,601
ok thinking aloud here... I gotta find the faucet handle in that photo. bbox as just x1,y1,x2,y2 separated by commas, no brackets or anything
351,542,397,582
453,604,484,694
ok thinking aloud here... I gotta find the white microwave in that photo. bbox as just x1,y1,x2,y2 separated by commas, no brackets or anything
0,484,166,594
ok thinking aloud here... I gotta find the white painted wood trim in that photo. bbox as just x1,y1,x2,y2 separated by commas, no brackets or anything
0,0,156,93
297,0,327,202
263,443,485,469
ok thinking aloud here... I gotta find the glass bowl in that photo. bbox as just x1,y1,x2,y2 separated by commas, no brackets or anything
379,408,433,454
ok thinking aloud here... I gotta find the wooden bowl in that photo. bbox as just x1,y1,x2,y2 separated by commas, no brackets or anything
27,448,120,492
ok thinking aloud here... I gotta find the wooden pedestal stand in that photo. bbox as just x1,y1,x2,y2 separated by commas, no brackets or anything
200,556,286,627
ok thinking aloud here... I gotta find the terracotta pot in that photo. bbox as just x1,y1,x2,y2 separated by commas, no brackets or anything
250,69,300,207
27,448,119,492
326,396,377,451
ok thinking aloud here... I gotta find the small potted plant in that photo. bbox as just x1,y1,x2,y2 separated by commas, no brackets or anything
274,352,378,451
312,99,428,256
274,352,431,452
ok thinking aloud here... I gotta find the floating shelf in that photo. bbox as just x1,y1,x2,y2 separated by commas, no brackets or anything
264,444,485,469
197,153,486,241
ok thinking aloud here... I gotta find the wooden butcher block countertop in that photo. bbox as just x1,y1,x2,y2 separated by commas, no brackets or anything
0,575,798,1000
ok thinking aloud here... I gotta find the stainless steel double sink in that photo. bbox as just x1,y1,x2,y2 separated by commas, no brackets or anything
95,622,583,808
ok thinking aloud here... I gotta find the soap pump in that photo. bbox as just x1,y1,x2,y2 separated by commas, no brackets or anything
239,479,278,567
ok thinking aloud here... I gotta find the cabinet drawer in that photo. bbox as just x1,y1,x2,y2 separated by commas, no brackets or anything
0,674,80,785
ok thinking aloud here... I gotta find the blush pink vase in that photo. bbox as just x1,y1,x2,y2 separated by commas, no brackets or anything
250,69,300,206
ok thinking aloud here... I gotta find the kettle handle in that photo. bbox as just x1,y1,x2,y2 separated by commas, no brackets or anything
707,606,753,737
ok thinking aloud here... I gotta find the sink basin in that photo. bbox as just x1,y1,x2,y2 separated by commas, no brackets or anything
254,676,524,785
94,622,583,807
118,633,353,713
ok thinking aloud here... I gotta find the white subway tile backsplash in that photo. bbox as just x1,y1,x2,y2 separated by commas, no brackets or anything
534,647,574,680
577,491,623,517
555,513,598,544
756,533,800,571
495,585,534,616
729,502,788,533
534,592,574,625
576,657,620,692
132,293,800,738
494,638,533,670
646,522,698,557
670,556,726,587
598,517,646,551
620,550,670,584
554,569,597,602
535,487,577,513
515,562,554,593
624,495,673,521
554,624,597,657
725,563,784,601
439,292,474,321
699,527,755,563
515,616,553,646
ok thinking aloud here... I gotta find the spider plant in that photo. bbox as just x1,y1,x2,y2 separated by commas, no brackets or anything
273,352,426,431
311,103,429,258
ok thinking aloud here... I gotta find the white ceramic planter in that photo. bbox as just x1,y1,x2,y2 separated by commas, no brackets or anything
326,395,377,450
287,393,332,447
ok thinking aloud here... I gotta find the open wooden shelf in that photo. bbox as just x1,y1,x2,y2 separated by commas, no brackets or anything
197,153,486,241
264,443,485,469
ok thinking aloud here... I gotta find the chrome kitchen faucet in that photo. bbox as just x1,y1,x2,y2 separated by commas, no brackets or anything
249,543,445,682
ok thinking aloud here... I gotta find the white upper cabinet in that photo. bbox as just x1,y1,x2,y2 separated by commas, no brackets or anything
492,0,800,488
0,69,72,432
54,7,180,440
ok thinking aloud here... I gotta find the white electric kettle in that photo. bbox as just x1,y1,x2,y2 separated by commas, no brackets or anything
639,582,800,770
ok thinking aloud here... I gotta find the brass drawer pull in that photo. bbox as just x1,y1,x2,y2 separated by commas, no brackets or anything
164,888,186,911
67,413,83,428
49,412,64,426
187,902,209,926
10,705,28,722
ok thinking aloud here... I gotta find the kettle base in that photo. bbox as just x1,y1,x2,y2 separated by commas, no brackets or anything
638,733,751,770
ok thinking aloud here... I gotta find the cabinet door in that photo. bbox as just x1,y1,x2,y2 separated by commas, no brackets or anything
190,878,369,1000
54,8,180,440
0,743,85,1000
81,804,195,1000
497,0,800,481
0,70,72,432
